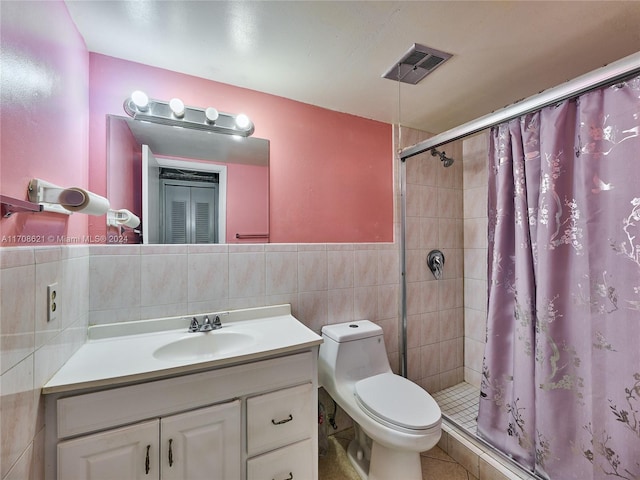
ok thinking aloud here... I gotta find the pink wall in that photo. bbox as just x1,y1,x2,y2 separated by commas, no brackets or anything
89,54,393,243
0,1,89,246
226,163,270,243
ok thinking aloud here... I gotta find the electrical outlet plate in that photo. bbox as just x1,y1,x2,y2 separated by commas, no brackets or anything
47,283,58,322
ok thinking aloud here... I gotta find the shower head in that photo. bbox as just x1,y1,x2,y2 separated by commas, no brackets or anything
430,148,455,167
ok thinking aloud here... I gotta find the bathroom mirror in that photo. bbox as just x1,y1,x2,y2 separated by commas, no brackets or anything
107,115,269,244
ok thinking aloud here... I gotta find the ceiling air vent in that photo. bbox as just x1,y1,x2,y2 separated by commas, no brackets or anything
382,43,452,85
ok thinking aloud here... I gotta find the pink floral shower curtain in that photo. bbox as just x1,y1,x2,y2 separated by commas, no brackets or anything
478,74,640,479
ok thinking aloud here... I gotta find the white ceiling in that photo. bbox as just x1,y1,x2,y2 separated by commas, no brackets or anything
64,1,640,134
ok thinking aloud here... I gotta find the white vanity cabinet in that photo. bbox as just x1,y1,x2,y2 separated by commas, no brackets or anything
57,401,240,480
45,350,319,480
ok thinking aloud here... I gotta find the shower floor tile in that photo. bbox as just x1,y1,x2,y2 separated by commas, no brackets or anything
432,382,480,432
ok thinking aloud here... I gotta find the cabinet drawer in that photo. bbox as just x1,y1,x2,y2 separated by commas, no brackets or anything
247,439,313,480
247,382,313,456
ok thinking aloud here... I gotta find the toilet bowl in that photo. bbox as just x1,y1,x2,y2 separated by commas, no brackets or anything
318,320,442,480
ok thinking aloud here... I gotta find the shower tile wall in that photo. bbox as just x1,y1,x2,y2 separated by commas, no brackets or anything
462,132,489,388
397,126,465,392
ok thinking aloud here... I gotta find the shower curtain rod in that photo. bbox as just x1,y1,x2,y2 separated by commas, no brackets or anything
400,51,640,161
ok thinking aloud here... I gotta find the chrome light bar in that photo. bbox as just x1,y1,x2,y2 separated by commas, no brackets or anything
123,91,254,137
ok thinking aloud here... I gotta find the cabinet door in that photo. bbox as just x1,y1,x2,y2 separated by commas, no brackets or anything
160,400,241,480
58,419,159,480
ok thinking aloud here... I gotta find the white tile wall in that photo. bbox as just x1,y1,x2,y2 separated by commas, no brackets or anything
1,246,88,480
86,242,400,338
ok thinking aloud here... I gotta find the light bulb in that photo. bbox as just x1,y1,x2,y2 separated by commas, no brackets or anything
205,107,219,123
235,113,251,129
131,90,149,111
169,98,185,118
235,113,250,129
236,113,251,128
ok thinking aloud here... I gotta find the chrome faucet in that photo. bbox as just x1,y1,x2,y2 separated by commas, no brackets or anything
188,314,222,333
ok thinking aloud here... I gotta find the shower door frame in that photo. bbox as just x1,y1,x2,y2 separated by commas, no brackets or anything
397,51,640,377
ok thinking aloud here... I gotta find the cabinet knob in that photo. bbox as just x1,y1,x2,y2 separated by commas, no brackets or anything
168,438,174,467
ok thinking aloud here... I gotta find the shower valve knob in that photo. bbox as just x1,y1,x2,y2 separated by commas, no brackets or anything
427,250,445,280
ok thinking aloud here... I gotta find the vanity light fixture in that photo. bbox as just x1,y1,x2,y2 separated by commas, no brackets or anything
123,91,255,137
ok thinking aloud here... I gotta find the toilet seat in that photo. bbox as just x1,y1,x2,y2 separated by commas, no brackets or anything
354,373,441,432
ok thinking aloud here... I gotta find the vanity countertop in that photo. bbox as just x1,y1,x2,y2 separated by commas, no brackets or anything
43,304,322,394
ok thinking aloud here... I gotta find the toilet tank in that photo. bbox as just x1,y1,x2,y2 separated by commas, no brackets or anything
319,320,392,388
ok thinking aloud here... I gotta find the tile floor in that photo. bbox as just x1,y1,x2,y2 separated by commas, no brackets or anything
421,445,479,480
320,428,478,480
432,382,480,432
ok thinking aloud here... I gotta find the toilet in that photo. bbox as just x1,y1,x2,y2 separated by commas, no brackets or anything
318,320,442,480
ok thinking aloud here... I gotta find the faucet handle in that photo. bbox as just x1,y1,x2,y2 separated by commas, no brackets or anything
188,317,200,332
213,315,222,328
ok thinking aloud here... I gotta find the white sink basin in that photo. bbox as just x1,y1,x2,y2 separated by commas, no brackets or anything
153,331,256,361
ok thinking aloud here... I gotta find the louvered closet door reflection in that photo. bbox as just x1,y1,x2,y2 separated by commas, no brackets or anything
190,185,217,243
164,184,189,243
163,184,217,243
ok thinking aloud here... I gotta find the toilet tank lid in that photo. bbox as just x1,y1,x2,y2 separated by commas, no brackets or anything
321,320,382,342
